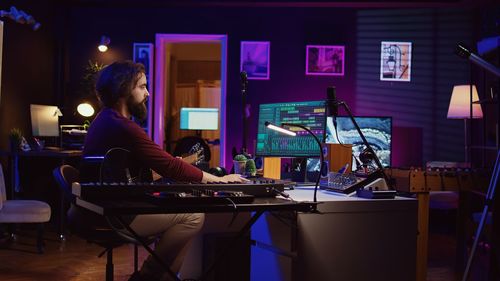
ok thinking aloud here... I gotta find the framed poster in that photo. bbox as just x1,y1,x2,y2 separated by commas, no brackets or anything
133,43,154,136
0,21,3,104
306,45,345,76
133,43,154,89
380,41,412,82
240,41,270,80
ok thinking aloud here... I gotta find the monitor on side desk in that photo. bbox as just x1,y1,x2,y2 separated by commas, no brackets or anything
30,104,62,149
30,104,61,137
180,107,219,131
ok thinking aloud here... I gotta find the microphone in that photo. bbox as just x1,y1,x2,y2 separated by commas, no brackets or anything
326,86,338,126
240,71,248,94
455,43,500,77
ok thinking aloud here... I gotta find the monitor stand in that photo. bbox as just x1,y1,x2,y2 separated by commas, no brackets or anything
281,158,317,186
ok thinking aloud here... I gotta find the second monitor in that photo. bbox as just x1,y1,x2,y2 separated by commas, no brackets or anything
325,116,392,169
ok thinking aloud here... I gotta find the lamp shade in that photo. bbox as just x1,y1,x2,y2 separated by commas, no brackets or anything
447,85,483,119
98,35,110,52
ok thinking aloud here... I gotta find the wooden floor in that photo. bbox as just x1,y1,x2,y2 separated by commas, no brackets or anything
0,226,149,281
0,223,491,281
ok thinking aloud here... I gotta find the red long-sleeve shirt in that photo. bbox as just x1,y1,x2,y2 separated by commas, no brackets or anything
83,108,203,182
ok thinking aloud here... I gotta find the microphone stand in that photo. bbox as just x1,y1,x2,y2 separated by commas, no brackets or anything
241,72,248,154
455,43,500,281
336,100,392,190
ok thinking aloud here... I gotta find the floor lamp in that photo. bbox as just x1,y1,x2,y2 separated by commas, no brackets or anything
447,85,483,163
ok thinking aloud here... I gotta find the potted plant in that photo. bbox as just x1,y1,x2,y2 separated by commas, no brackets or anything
233,154,247,174
8,128,23,152
245,158,257,176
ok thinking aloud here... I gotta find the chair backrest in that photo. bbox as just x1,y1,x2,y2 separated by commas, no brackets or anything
54,161,155,247
99,147,152,183
0,163,6,208
53,165,80,202
100,147,134,183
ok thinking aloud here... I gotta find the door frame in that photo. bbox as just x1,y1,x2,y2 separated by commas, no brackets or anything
154,33,227,167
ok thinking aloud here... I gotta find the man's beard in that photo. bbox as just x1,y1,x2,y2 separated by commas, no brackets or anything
127,96,148,121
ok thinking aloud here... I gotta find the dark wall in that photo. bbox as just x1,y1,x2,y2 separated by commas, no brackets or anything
1,1,494,169
0,0,59,154
65,6,358,166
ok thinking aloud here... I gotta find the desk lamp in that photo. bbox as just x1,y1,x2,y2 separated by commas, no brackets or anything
447,85,483,163
265,121,324,203
77,102,95,118
77,102,95,130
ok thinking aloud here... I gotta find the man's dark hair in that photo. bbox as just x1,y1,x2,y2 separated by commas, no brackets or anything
95,60,145,107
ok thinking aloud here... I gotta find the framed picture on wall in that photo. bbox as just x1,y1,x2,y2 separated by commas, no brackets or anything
380,41,412,82
305,45,345,76
133,43,154,89
240,41,270,80
133,43,154,136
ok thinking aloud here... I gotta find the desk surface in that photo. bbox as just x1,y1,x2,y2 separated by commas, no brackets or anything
0,148,82,158
290,185,415,202
75,185,415,217
76,197,317,216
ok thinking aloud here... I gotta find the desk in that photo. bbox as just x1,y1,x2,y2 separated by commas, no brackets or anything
251,187,418,281
74,185,417,281
74,195,316,281
0,149,82,240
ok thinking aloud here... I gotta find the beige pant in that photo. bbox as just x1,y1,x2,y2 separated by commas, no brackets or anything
129,213,205,280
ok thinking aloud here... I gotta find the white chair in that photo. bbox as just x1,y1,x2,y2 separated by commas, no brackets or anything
0,163,51,253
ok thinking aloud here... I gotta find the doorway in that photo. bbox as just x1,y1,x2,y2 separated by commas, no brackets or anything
154,34,227,168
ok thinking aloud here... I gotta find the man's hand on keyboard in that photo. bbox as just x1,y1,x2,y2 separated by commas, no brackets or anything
220,174,250,183
202,171,249,183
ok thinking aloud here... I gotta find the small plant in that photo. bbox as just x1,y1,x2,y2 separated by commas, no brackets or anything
233,154,247,162
8,128,23,151
245,159,257,176
80,60,106,96
233,154,247,174
8,128,23,143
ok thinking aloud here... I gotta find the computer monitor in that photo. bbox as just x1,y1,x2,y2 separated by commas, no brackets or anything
30,104,61,137
255,100,326,157
325,116,392,169
180,107,219,130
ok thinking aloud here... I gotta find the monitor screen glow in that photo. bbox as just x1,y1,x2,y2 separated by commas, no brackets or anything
325,116,392,169
255,100,326,157
30,104,61,137
180,107,219,131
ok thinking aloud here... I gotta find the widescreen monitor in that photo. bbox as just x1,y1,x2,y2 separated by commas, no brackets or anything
325,116,392,170
255,100,326,157
30,104,61,137
180,107,219,130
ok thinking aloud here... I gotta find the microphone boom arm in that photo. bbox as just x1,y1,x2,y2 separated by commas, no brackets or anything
281,122,324,203
337,101,392,188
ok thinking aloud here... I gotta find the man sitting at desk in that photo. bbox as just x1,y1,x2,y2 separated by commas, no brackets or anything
82,60,246,281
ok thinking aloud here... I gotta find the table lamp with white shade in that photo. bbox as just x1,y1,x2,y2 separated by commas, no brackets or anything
447,84,483,163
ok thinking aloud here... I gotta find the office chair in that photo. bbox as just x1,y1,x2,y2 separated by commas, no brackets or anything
0,163,51,254
53,164,155,281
